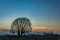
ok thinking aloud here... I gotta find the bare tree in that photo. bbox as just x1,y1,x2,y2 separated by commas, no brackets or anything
10,17,32,36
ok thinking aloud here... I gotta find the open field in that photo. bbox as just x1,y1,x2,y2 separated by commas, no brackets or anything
0,36,60,40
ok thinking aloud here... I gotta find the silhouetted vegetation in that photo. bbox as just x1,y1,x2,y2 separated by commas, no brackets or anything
10,17,32,36
0,35,60,40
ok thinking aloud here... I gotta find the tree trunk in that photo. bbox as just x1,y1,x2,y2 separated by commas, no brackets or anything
18,26,20,37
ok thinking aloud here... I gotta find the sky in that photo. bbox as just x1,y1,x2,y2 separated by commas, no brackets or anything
0,0,60,34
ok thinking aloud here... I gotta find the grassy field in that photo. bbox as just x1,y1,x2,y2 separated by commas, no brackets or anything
0,36,60,40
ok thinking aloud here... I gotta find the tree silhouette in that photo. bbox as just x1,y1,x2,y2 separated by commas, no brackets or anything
10,17,32,36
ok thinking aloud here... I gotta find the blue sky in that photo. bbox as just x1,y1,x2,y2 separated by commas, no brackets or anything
0,0,60,33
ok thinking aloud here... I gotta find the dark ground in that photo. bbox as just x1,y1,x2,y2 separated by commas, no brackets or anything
0,35,60,40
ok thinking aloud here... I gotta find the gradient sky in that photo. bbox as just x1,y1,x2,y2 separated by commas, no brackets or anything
0,0,60,34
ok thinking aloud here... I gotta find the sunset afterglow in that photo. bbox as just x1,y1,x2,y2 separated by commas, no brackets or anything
0,0,60,34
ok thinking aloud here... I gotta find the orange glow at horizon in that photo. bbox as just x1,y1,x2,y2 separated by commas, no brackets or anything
0,24,60,33
32,25,49,32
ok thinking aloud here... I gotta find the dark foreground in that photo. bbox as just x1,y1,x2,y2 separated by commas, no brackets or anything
0,35,60,40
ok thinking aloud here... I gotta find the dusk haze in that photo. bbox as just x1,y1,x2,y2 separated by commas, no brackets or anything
0,0,60,35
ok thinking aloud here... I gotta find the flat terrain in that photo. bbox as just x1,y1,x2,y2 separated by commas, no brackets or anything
0,36,60,40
